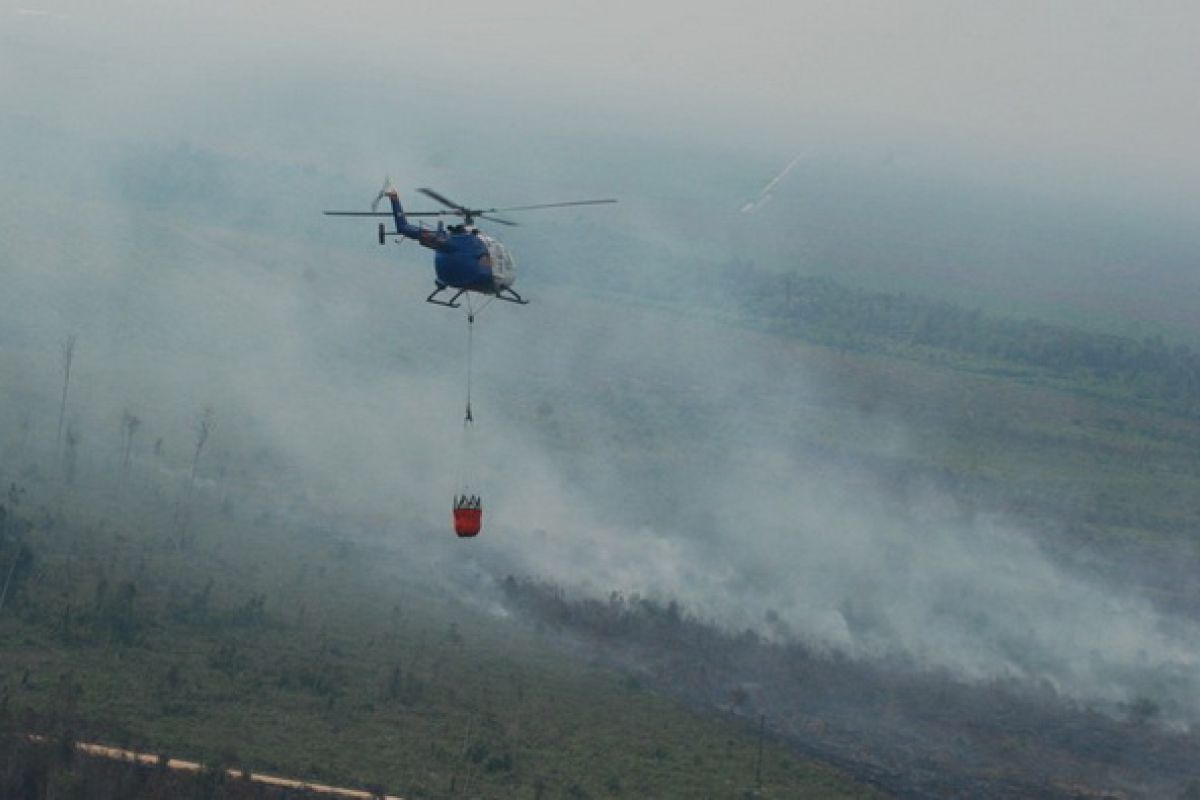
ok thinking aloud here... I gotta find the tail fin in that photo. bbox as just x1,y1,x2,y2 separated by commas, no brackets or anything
371,177,407,230
385,188,407,230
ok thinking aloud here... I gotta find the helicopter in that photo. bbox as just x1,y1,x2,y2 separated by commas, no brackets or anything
325,182,616,307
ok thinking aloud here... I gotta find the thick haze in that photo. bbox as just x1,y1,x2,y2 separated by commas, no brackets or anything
7,1,1200,199
4,1,1200,724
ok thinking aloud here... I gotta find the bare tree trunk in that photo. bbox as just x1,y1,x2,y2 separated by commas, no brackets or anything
56,335,77,463
189,407,213,490
0,557,17,614
120,410,141,476
177,406,214,548
755,713,766,788
60,423,81,516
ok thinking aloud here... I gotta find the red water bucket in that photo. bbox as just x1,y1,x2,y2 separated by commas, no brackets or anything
453,506,482,538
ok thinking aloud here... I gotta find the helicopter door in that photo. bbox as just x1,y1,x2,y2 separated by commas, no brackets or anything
485,239,516,288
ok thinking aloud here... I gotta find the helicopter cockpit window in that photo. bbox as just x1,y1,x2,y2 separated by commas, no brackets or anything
485,241,513,277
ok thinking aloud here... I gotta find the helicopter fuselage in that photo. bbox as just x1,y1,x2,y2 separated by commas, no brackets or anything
427,231,516,294
388,192,517,298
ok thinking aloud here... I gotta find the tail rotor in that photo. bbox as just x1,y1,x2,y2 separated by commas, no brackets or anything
371,176,395,213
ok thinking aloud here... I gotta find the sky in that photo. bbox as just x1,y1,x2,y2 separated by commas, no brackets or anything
6,0,1200,202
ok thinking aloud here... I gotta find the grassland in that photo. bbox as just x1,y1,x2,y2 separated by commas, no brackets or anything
500,286,1200,568
0,464,879,799
5,261,1200,797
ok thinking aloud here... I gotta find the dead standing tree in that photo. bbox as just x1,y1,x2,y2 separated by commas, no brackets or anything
120,410,142,476
63,423,81,487
175,406,214,549
189,407,213,498
55,335,77,466
150,436,165,497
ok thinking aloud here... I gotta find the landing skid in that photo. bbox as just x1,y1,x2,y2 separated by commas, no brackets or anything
425,285,529,307
496,287,529,305
426,284,466,308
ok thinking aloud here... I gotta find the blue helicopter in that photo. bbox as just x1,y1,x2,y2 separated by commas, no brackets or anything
325,182,616,307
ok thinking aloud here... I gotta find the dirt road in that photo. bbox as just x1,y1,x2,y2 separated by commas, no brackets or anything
28,735,405,799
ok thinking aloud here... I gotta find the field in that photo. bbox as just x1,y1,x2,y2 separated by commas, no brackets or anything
4,213,1200,797
0,455,878,799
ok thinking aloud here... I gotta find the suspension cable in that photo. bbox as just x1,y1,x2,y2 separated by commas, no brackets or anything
464,304,474,426
463,292,497,427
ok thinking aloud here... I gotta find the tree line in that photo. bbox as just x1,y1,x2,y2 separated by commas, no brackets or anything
722,267,1200,415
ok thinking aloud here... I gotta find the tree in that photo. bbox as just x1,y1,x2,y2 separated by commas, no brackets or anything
63,423,81,487
189,406,214,495
1126,696,1160,726
177,406,215,548
0,543,34,615
120,409,142,475
55,335,77,463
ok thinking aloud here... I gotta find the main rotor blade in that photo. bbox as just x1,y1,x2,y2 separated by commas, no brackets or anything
479,214,519,226
488,198,618,213
418,187,468,212
324,210,451,217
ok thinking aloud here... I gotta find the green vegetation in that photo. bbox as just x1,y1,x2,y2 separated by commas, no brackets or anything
730,271,1200,416
0,471,877,799
751,279,1200,562
573,271,1200,560
6,264,1200,797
